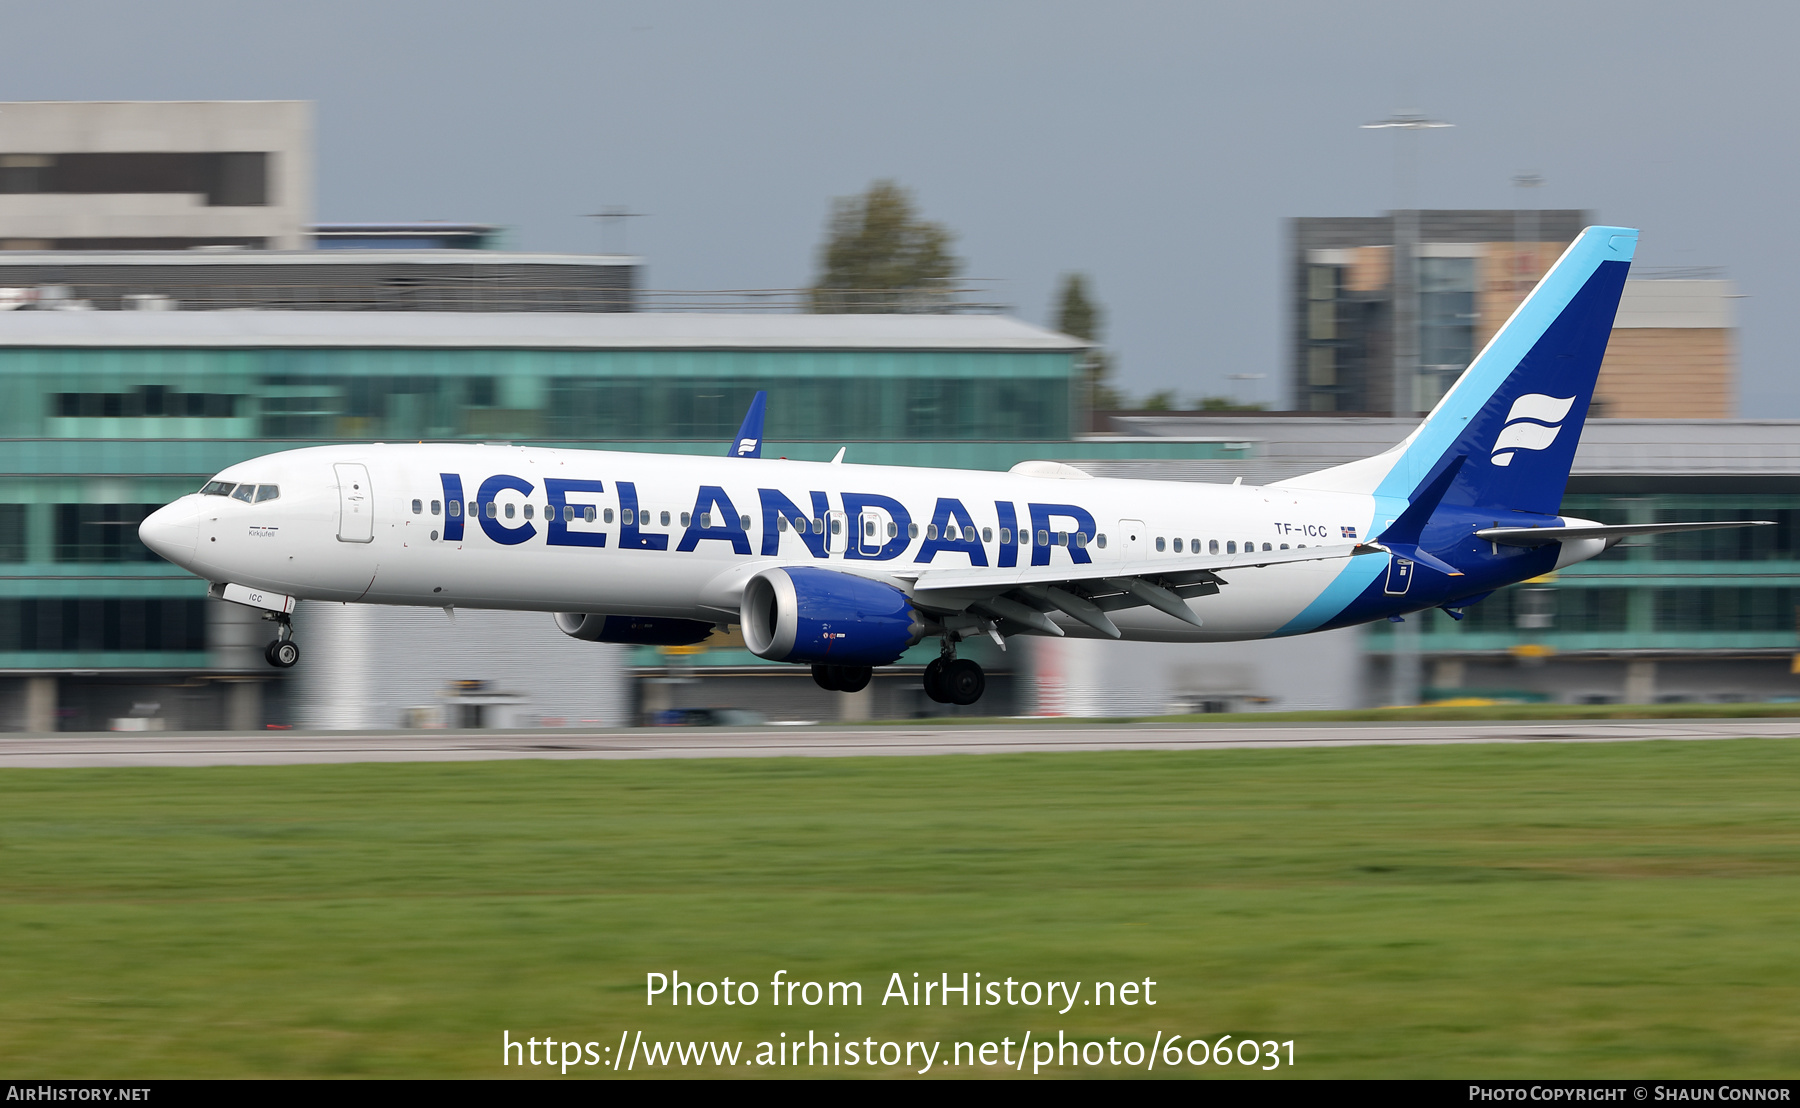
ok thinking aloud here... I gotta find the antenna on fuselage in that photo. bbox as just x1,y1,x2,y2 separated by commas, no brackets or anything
728,391,767,458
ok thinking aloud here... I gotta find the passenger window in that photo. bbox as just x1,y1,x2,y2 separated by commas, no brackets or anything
412,499,422,515
584,506,596,523
623,508,635,525
1281,543,1290,550
1075,532,1087,548
1096,533,1107,549
255,485,280,503
812,517,823,535
528,505,538,520
504,503,515,519
1038,530,1050,546
683,512,693,527
1226,540,1236,553
467,502,476,518
1209,539,1219,554
1019,530,1029,547
1057,532,1067,547
485,503,497,519
1000,528,1011,544
602,508,612,523
1263,542,1272,551
865,519,875,537
888,522,899,538
778,515,789,533
230,484,255,503
909,523,919,539
1173,538,1183,553
741,514,751,530
830,517,842,535
660,512,671,527
982,527,992,542
201,480,234,496
430,500,440,515
927,524,939,540
1156,537,1166,552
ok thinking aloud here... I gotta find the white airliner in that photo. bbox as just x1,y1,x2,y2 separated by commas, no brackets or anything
139,227,1765,706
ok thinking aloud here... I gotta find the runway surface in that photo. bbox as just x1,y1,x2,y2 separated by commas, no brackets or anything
2,717,1799,768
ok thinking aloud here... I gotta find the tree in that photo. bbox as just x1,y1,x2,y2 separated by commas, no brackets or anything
1054,273,1122,415
810,181,960,313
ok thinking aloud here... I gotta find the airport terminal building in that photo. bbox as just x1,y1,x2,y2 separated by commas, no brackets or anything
0,308,1256,731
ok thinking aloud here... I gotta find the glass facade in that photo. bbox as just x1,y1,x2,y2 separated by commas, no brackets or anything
1368,493,1800,654
0,347,1075,442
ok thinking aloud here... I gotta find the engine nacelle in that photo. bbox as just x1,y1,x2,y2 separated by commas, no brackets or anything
554,613,715,646
740,566,927,666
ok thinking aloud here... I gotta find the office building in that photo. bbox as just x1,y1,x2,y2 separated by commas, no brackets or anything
0,101,311,250
1291,211,1736,418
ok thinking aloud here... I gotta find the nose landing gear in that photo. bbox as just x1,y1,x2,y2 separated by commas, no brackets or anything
262,612,300,669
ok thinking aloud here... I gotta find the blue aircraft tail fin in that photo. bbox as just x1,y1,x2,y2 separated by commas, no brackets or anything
728,391,767,458
1279,226,1636,517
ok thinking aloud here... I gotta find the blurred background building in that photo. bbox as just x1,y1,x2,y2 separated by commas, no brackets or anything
1291,210,1737,418
0,102,1788,729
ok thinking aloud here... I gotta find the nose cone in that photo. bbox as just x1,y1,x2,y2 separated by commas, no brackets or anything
139,500,200,565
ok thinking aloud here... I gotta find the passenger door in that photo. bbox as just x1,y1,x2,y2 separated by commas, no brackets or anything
335,463,374,543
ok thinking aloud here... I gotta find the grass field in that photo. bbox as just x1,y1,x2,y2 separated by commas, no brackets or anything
2,739,1798,1078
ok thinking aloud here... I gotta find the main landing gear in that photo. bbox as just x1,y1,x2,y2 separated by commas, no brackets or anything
262,611,300,669
923,648,985,707
812,663,872,693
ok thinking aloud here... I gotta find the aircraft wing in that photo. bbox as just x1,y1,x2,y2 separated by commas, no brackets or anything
1474,521,1773,548
902,542,1368,638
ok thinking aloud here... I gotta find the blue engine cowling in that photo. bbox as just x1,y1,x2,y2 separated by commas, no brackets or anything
555,613,716,645
740,566,927,666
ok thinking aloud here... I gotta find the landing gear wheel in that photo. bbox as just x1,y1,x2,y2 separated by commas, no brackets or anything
922,657,952,704
834,666,872,693
265,639,300,669
944,659,985,706
811,664,840,692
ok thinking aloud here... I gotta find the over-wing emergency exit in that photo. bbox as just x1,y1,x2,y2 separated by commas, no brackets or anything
139,227,1769,705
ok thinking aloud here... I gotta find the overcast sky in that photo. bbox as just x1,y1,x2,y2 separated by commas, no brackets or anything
5,1,1796,413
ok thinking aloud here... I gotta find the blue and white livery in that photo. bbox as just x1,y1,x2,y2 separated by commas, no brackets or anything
139,227,1767,704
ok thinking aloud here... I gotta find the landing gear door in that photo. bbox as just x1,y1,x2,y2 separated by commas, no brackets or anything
334,462,374,543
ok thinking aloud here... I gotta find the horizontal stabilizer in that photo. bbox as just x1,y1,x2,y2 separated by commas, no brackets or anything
1474,521,1773,548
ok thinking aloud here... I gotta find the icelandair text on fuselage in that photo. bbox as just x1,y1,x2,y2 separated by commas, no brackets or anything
645,970,1156,1012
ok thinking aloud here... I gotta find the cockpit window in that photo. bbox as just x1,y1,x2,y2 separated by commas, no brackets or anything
201,480,236,497
230,484,256,503
254,485,280,503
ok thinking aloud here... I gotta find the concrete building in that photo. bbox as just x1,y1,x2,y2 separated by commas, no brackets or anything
0,249,638,312
1291,211,1737,418
0,101,311,250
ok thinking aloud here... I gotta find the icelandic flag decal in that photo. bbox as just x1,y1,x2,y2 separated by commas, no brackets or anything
1341,525,1358,539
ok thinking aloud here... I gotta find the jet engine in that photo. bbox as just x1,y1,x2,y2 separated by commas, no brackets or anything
740,566,928,666
554,613,716,645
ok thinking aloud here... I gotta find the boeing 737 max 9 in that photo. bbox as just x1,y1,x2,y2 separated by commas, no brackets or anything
138,227,1768,705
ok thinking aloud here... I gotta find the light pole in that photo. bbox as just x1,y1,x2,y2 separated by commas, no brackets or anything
1361,110,1452,710
1228,373,1265,408
1512,173,1543,298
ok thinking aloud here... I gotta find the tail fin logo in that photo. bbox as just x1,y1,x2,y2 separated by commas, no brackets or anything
1490,394,1576,467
